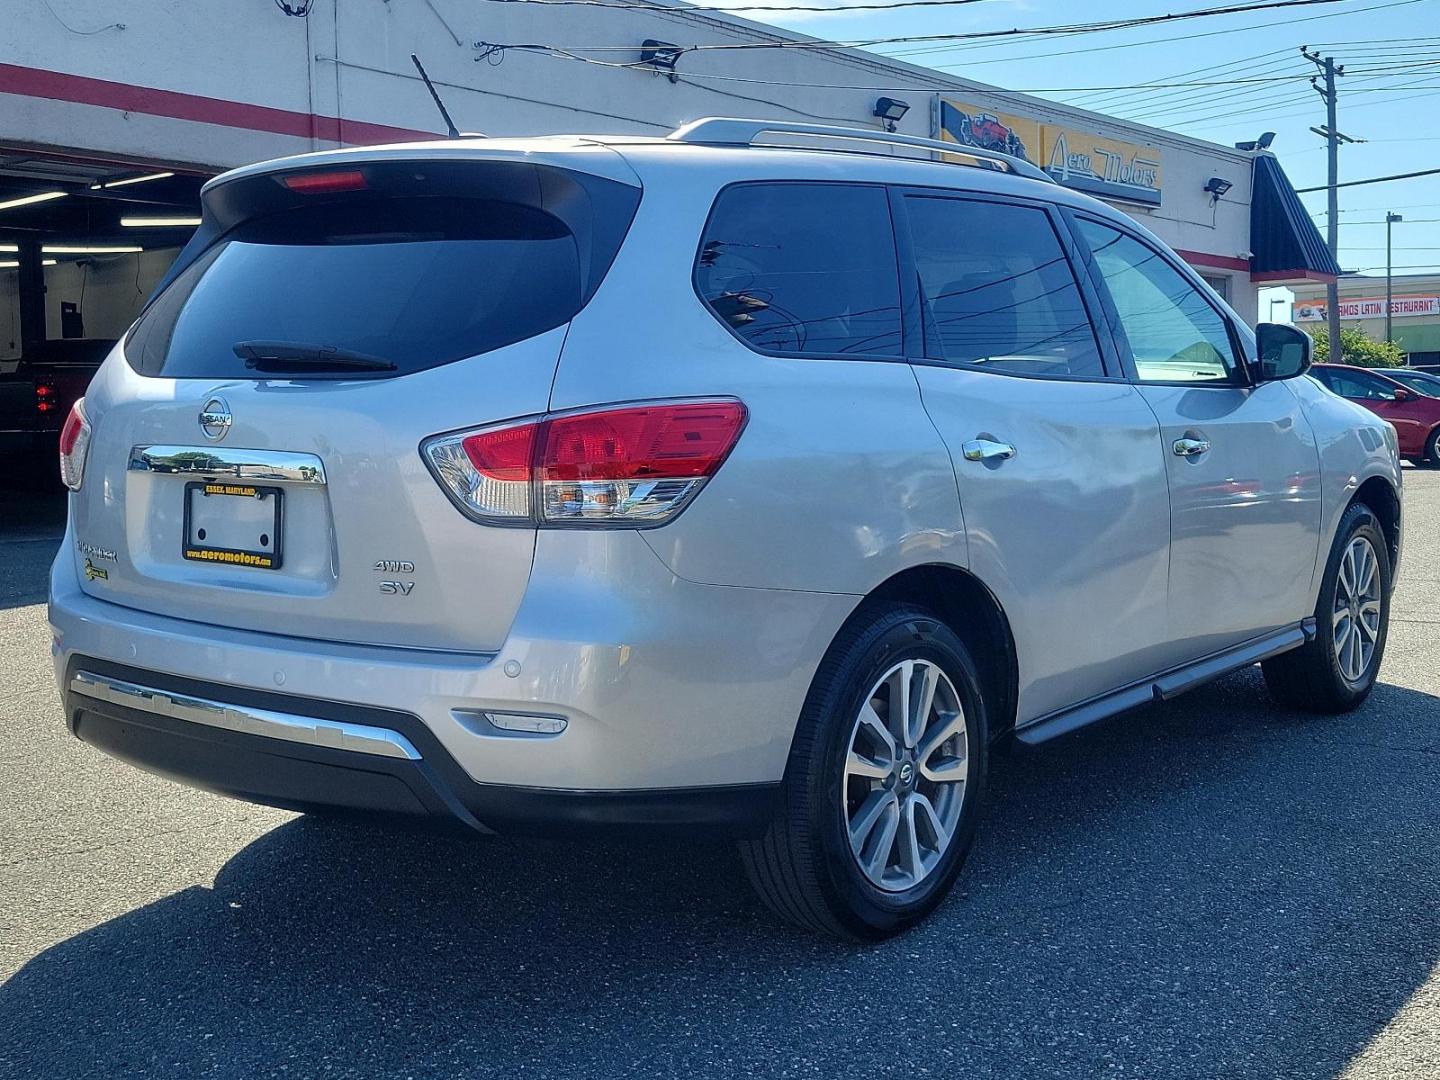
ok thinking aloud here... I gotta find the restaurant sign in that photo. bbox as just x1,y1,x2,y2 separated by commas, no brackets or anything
938,98,1163,206
1295,296,1440,322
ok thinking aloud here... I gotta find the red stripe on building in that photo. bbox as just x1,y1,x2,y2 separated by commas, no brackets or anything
1175,249,1251,273
0,63,438,145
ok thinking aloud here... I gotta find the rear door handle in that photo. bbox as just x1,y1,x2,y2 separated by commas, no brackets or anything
961,437,1017,462
1173,437,1211,457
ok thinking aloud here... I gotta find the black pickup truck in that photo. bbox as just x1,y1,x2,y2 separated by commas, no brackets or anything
0,339,113,483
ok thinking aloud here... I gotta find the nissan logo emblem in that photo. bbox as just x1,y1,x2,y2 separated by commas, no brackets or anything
199,397,232,441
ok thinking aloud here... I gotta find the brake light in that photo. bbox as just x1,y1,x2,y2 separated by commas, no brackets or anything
58,397,91,491
422,400,746,526
280,169,368,194
34,380,54,415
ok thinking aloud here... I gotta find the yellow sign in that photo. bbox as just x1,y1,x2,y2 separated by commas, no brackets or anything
939,98,1163,206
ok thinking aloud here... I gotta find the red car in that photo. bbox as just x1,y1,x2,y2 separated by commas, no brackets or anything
1311,363,1440,464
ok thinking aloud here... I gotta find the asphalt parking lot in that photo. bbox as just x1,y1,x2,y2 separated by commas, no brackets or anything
3,471,1440,1080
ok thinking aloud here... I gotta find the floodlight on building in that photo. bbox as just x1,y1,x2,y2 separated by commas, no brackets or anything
873,97,911,133
1204,177,1234,203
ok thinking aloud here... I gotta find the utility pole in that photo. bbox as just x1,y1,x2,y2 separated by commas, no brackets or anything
1303,48,1347,361
1386,211,1402,347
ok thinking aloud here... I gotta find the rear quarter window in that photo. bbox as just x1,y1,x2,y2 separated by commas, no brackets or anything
694,182,903,358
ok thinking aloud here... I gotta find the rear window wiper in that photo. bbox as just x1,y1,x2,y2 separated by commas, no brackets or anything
233,340,396,373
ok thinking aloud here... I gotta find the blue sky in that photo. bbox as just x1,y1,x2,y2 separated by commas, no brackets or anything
742,0,1440,277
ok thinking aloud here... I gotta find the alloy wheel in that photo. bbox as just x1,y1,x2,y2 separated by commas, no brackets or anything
843,659,969,892
1333,535,1382,684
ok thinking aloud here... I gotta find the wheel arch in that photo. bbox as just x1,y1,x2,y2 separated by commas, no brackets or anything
847,564,1020,741
1425,421,1440,463
1349,474,1401,577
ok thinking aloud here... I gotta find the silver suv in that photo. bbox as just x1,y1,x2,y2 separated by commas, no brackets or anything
49,119,1402,939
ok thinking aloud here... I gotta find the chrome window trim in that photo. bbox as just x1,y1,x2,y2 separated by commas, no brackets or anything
70,670,420,760
128,445,328,485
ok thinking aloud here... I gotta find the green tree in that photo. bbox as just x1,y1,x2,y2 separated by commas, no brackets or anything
1302,324,1404,368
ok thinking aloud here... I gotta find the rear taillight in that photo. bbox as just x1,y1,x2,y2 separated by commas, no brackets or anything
422,400,746,527
34,380,55,416
58,397,91,491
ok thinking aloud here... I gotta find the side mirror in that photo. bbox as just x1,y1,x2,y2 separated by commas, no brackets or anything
1254,323,1313,381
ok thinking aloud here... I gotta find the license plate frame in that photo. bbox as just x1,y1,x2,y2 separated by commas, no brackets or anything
182,481,284,570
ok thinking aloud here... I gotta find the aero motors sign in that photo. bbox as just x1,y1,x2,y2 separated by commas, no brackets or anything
937,98,1163,206
1295,296,1440,322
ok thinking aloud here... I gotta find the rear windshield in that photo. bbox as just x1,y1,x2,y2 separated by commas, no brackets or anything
126,197,584,378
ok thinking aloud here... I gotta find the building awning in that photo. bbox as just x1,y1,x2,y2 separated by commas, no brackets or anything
1249,154,1339,285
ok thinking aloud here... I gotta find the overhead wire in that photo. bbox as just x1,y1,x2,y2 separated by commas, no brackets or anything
1117,79,1426,129
881,0,1419,63
1296,166,1440,192
481,0,1357,55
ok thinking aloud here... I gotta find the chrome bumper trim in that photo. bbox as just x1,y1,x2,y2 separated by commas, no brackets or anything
69,670,421,761
128,445,327,485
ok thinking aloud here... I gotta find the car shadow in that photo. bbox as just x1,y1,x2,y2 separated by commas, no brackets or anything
4,668,1440,1079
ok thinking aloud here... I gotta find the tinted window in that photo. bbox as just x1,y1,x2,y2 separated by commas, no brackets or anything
126,198,583,378
695,183,902,357
904,196,1104,378
1077,220,1237,384
1314,367,1398,400
1387,371,1440,396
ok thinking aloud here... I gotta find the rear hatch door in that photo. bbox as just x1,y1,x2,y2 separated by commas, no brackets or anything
70,146,640,652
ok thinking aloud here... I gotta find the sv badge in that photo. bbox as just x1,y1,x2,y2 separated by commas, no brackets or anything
379,581,415,596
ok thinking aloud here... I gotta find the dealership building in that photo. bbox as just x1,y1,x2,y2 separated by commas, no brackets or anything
1,0,1339,367
1291,273,1440,369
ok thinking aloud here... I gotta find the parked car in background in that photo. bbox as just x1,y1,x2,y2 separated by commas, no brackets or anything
1311,363,1440,464
0,338,112,481
1382,367,1440,399
49,121,1403,940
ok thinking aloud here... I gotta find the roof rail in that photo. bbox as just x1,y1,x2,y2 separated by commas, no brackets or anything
667,117,1054,185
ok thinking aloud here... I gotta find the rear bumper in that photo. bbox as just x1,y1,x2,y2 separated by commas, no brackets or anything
50,527,854,825
63,657,780,836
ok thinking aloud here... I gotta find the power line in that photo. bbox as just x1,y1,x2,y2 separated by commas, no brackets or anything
490,0,1354,53
1180,83,1440,132
1320,203,1440,212
886,0,1418,64
1069,52,1304,113
1307,34,1440,45
1334,218,1440,225
481,0,1333,13
1115,67,1440,125
518,59,1330,93
1296,166,1440,192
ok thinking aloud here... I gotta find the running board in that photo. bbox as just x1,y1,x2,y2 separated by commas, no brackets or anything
1015,620,1315,746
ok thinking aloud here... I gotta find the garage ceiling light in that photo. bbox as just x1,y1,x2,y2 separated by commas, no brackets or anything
120,216,201,227
92,171,174,190
0,259,58,268
0,191,67,212
0,244,16,252
42,245,143,254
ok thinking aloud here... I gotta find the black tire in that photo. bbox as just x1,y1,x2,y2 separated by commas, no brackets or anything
1262,501,1391,713
1425,427,1440,467
740,605,989,940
